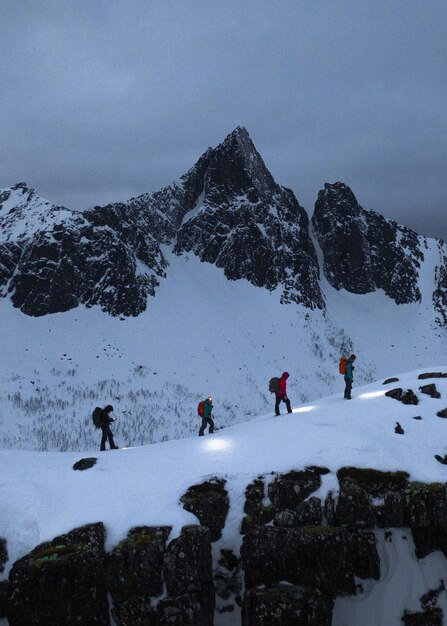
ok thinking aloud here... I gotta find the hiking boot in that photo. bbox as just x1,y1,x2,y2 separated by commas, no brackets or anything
111,445,119,449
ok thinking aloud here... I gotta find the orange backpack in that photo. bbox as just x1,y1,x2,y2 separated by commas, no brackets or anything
339,357,347,375
197,400,205,417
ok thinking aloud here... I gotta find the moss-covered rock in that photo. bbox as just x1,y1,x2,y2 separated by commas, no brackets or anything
162,525,214,624
180,478,229,542
7,522,109,626
241,525,358,596
274,497,322,527
268,469,322,511
243,584,333,626
107,526,171,625
337,467,409,497
337,467,409,528
241,477,275,534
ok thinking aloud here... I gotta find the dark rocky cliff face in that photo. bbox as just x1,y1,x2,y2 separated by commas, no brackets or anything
312,182,424,304
0,128,324,317
0,183,174,317
174,127,324,309
2,467,446,624
2,132,444,319
433,247,447,327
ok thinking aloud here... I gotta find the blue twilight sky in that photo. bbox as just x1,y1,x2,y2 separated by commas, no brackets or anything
1,1,446,238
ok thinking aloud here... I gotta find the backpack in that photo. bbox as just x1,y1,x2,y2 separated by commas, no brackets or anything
339,357,347,375
268,377,280,393
197,401,205,417
92,407,103,429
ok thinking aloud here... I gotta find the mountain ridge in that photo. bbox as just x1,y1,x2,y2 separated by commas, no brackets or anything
2,127,445,321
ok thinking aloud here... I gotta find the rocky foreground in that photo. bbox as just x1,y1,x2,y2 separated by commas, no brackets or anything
1,462,446,625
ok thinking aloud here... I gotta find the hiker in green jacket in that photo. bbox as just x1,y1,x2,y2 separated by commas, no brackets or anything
199,396,214,436
344,354,356,400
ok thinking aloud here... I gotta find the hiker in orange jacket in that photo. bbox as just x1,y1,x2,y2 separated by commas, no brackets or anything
275,372,292,415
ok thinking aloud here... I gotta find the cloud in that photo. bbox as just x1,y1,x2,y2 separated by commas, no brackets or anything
0,1,446,237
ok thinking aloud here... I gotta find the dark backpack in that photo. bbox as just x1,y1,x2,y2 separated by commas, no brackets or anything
197,401,205,417
269,377,280,393
92,407,103,429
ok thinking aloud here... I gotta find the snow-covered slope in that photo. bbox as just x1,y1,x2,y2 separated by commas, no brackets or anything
2,369,447,625
1,246,446,451
1,242,447,447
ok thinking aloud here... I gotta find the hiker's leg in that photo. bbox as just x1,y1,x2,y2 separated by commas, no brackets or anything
199,417,206,436
100,427,107,450
275,397,280,415
208,417,214,434
107,426,117,448
285,398,292,413
345,379,352,399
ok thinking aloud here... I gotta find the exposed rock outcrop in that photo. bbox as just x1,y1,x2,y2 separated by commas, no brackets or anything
174,127,324,310
242,584,333,626
107,526,171,625
0,538,7,573
312,181,424,304
7,523,109,626
0,128,324,318
3,468,447,624
241,524,379,599
385,387,419,405
180,478,229,541
419,384,441,398
161,525,215,625
73,457,97,471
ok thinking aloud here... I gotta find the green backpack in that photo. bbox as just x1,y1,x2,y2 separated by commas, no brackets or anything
268,377,280,393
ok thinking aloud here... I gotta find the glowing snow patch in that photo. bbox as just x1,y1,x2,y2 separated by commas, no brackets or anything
293,406,316,413
358,390,387,399
203,438,231,452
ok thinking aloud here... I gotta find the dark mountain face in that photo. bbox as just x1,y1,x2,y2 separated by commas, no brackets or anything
312,182,424,304
174,128,324,309
0,128,324,317
433,247,447,327
0,132,441,320
0,184,174,317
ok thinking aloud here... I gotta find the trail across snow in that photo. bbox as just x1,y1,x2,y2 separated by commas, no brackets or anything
2,369,447,624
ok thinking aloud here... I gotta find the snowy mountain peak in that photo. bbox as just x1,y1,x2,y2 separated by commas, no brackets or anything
319,181,359,211
11,181,29,191
206,126,276,198
173,128,324,309
1,130,446,320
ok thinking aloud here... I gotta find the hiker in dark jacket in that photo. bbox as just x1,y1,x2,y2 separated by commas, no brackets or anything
344,354,356,400
99,405,119,451
199,396,214,436
275,372,292,415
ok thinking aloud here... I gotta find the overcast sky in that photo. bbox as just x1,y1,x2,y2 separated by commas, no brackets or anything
1,1,446,238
